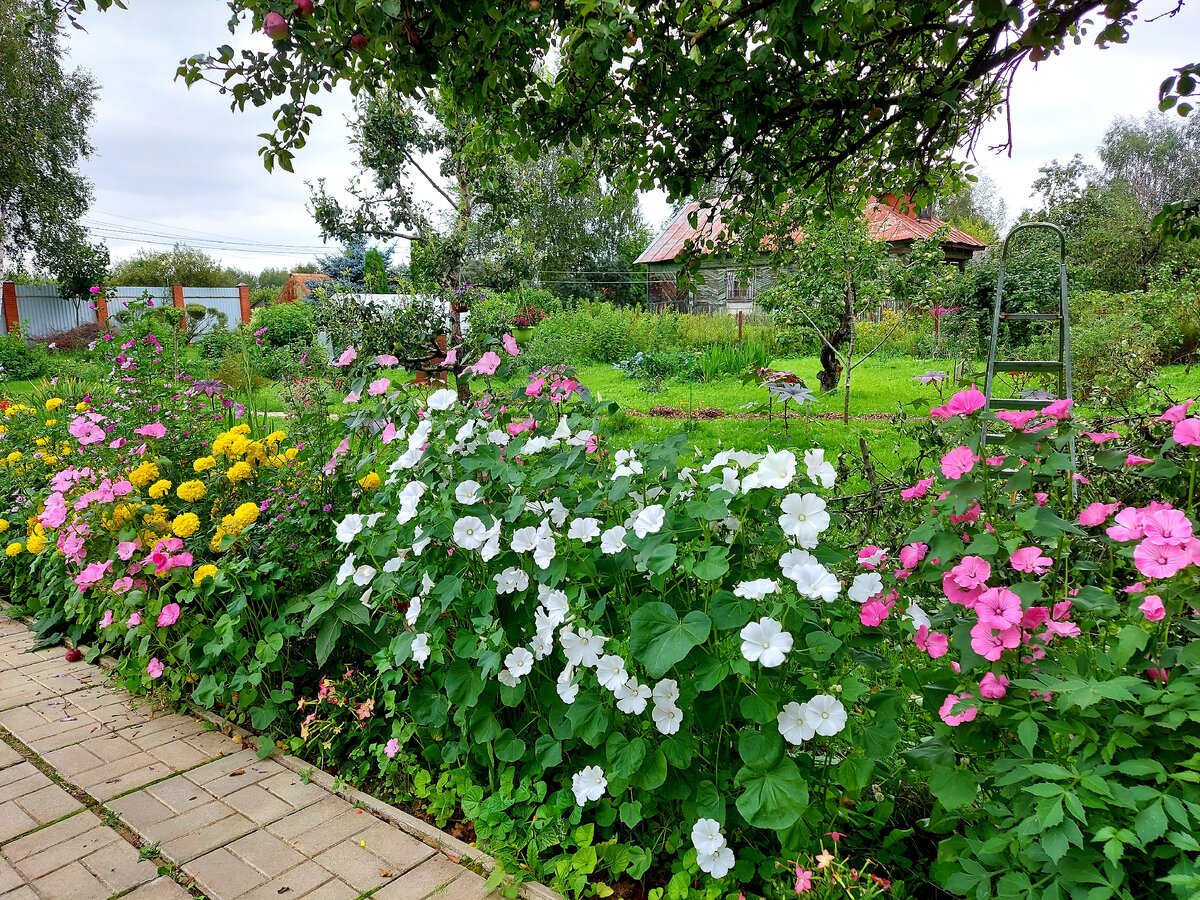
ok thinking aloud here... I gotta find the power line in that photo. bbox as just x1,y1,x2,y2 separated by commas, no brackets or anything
83,221,329,254
90,210,332,251
86,233,328,258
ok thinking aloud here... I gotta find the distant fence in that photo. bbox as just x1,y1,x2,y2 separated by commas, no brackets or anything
0,283,251,338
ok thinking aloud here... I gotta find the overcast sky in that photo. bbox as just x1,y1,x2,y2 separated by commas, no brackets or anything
66,0,1200,273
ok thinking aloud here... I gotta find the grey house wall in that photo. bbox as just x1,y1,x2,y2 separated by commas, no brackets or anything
646,254,778,315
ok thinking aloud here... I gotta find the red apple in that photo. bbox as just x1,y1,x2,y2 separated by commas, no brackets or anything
264,12,289,40
294,0,314,17
64,647,82,662
350,32,368,52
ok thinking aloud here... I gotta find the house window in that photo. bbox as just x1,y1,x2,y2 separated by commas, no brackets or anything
725,270,754,303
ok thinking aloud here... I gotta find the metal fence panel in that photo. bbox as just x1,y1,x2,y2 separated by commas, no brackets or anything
182,289,242,329
14,285,98,337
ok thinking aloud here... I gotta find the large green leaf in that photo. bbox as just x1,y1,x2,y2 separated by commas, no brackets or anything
629,602,711,677
736,758,809,830
709,590,752,630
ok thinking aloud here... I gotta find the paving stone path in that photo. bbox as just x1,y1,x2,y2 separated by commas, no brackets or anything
0,617,498,900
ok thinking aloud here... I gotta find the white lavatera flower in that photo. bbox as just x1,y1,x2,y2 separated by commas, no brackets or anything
905,601,931,632
653,679,680,707
365,512,384,528
359,588,373,608
408,419,433,450
633,504,666,539
395,500,420,526
709,467,741,496
498,669,520,688
494,567,529,595
405,596,422,627
600,526,627,555
411,526,431,556
595,654,628,691
455,419,478,443
426,389,456,411
352,565,376,587
779,548,817,580
556,664,579,704
504,647,534,679
691,819,727,855
530,633,552,660
336,553,357,586
777,701,817,744
336,514,364,544
421,571,435,594
848,572,884,604
510,527,538,554
545,498,569,527
540,588,569,626
791,564,841,603
479,523,502,562
560,626,606,668
568,428,594,447
804,693,848,736
651,701,683,735
534,608,557,642
697,844,735,878
452,515,487,550
742,447,796,491
805,447,837,488
551,418,572,442
615,677,651,714
382,556,403,574
523,435,552,455
400,481,426,504
568,517,601,542
778,492,830,549
487,429,510,446
455,480,482,504
411,633,431,667
740,617,794,667
533,535,556,569
733,578,778,600
571,765,607,806
387,446,424,476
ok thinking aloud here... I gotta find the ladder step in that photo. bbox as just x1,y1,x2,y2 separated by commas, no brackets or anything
992,360,1063,373
1000,313,1060,321
990,397,1055,411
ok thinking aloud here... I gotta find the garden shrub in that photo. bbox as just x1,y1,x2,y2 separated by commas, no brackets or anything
251,301,317,348
0,334,46,381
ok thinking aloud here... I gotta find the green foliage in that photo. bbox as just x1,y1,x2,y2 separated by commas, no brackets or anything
250,301,316,348
363,248,389,293
0,333,45,380
110,244,251,289
40,231,109,325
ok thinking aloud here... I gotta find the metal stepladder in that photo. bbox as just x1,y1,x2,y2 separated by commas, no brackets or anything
981,222,1076,474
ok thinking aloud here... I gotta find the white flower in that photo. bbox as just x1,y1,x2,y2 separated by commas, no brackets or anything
359,588,373,608
421,572,435,594
453,515,487,550
335,553,357,586
533,535,557,569
710,467,741,496
805,448,837,488
540,588,570,626
487,429,510,446
427,389,456,411
615,677,651,714
336,514,364,544
560,627,606,668
742,447,796,491
551,418,572,442
691,819,727,856
778,492,830,549
494,567,529,595
557,665,579,704
779,548,817,580
906,601,931,632
571,766,607,806
411,526,431,555
529,498,570,527
383,556,403,574
395,499,420,526
696,844,735,878
791,564,841,603
733,578,778,600
455,419,478,443
400,480,427,504
352,564,377,587
530,633,553,660
777,701,817,744
613,450,644,479
389,446,424,473
498,669,520,688
803,694,848,736
365,512,384,528
455,480,482,504
504,647,534,680
480,526,501,562
653,679,680,707
595,654,629,691
859,546,887,567
511,526,539,553
651,701,682,735
408,420,432,450
411,633,431,667
848,572,883,604
633,504,666,538
600,526,627,555
739,617,794,668
523,435,552,455
405,596,422,627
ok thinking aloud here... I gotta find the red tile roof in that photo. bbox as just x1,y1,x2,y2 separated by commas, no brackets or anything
635,196,987,265
276,272,330,305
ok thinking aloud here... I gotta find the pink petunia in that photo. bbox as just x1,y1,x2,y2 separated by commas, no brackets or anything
995,409,1038,430
976,587,1023,629
900,477,935,500
367,377,390,396
899,542,928,569
978,672,1009,699
860,600,892,627
1079,502,1120,527
333,346,358,367
1126,453,1153,466
147,658,164,679
914,625,949,658
970,621,1021,660
1133,540,1189,580
941,446,978,479
1138,594,1165,622
1157,399,1195,423
1010,546,1052,575
157,603,181,627
1040,398,1073,419
472,351,502,376
1106,507,1144,542
134,422,167,439
502,333,520,356
938,692,979,726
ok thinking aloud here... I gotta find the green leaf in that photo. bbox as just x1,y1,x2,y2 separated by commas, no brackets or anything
691,545,730,581
1111,625,1149,668
607,733,648,779
738,729,784,771
445,659,484,707
736,758,809,830
619,800,644,827
494,729,526,762
315,618,341,667
804,630,842,663
930,766,978,809
629,602,710,677
1134,800,1168,844
535,735,562,769
694,780,724,822
1017,717,1039,753
708,590,752,630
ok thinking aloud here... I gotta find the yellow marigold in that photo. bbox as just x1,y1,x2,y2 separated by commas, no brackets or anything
230,423,251,436
25,533,46,555
232,502,259,529
358,471,382,491
193,456,217,472
171,512,200,538
45,419,56,426
211,432,235,456
129,461,159,488
209,529,228,552
266,430,286,446
6,451,21,464
245,441,266,464
177,480,207,502
226,461,253,483
112,503,136,528
4,542,21,557
74,401,89,411
33,437,49,447
148,479,172,499
0,519,8,534
284,448,299,461
227,434,251,458
193,564,218,585
44,398,63,411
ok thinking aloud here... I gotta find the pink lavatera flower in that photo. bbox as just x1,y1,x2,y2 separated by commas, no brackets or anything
1010,546,1053,574
1079,502,1120,527
940,446,977,479
900,477,935,500
472,351,502,376
1040,398,1073,419
133,422,167,439
367,378,390,396
942,571,983,608
157,603,181,627
859,599,892,627
1174,418,1200,447
939,692,979,726
899,542,928,569
1157,399,1195,422
1139,594,1166,622
914,625,948,658
950,556,991,589
1126,453,1153,466
970,621,1021,660
333,345,358,367
995,409,1038,430
1081,431,1120,444
976,587,1023,629
1133,540,1190,580
502,333,520,356
147,658,164,679
1141,508,1193,547
930,385,985,419
1106,507,1145,542
978,672,1009,699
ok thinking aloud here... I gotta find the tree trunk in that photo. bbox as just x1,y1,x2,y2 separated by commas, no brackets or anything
817,281,855,392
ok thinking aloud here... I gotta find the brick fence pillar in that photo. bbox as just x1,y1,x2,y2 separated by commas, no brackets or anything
238,284,251,324
171,284,186,330
1,282,18,335
93,291,109,325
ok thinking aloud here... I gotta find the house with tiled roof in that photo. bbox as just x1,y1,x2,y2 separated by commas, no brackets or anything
275,272,331,305
635,195,987,314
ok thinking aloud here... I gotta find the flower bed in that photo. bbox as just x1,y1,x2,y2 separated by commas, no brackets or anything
1,319,1198,900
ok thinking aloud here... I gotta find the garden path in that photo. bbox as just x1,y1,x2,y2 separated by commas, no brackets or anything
0,616,498,900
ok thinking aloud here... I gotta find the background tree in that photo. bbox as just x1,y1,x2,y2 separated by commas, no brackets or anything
0,0,97,273
316,237,396,289
41,230,109,325
1098,113,1200,217
932,171,1007,244
109,244,251,288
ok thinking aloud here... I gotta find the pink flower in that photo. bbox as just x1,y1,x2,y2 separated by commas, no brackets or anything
938,692,979,726
134,422,167,439
950,556,990,589
914,625,948,658
342,389,362,404
375,354,399,366
127,611,142,627
472,351,502,376
1141,508,1193,547
1106,507,1144,542
385,737,400,758
899,542,927,569
368,378,390,396
1081,431,1120,445
996,409,1038,430
112,480,133,496
502,333,520,356
858,546,887,568
795,867,814,893
1034,492,1049,507
1079,502,1120,527
1125,453,1153,466
1040,398,1073,419
1146,667,1171,685
976,587,1023,628
333,346,358,367
1157,399,1195,423
1010,546,1052,575
112,577,133,594
1133,540,1189,580
931,385,985,419
1139,594,1165,622
381,422,398,444
978,672,1009,699
525,376,545,397
157,603,181,627
943,571,983,608
984,455,1007,466
147,658,164,679
117,541,141,561
1020,606,1049,628
860,600,892,627
940,446,978,479
506,416,536,437
1174,418,1200,447
99,610,114,628
442,347,458,367
68,416,105,445
970,621,1021,660
900,477,935,500
75,560,113,589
